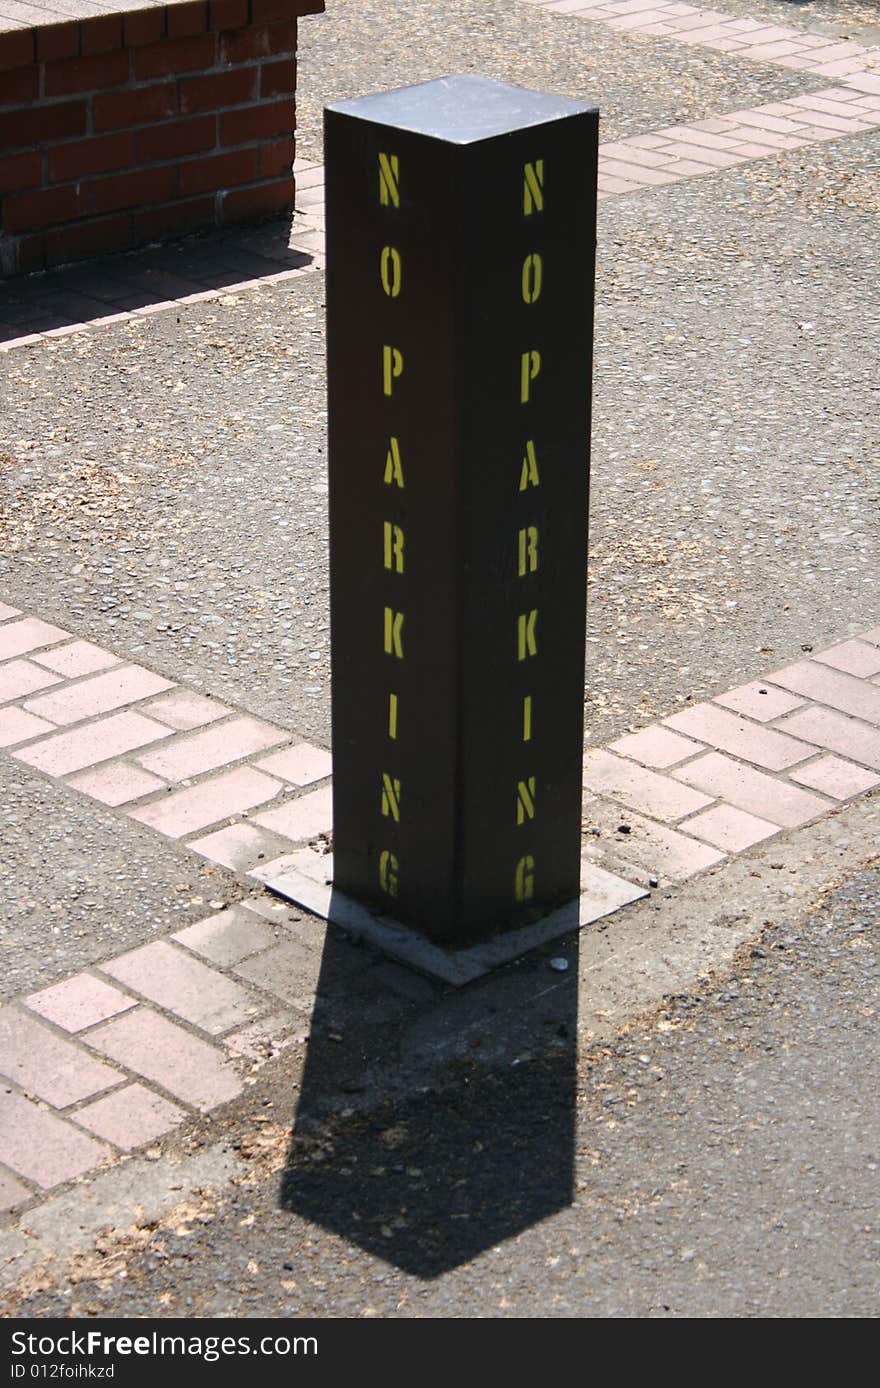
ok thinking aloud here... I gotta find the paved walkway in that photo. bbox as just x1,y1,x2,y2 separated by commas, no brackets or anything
0,0,877,1315
1,599,879,1211
2,0,879,347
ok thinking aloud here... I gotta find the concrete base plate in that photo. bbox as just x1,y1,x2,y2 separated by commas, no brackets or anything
253,847,647,985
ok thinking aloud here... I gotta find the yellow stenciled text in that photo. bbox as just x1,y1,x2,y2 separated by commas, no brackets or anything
379,152,400,207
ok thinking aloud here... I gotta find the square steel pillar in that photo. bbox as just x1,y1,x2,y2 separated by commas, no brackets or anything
318,76,598,952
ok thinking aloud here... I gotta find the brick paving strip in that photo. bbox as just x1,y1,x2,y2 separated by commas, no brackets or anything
1,597,879,1213
2,0,880,348
528,0,880,84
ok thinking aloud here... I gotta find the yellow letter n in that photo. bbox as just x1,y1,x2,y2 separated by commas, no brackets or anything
523,159,544,216
516,778,536,826
379,152,400,207
381,772,401,822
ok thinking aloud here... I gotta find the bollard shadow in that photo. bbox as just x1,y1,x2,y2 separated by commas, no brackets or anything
0,213,317,343
279,902,580,1278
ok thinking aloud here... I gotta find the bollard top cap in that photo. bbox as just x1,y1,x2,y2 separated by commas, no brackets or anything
326,74,597,145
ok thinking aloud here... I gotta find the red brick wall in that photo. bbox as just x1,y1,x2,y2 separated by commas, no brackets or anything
0,0,324,276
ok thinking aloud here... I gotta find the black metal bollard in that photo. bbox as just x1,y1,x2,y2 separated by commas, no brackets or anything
325,75,599,951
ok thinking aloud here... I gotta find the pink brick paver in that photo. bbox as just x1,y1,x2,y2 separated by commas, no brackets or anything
32,641,121,678
86,1008,243,1112
608,725,704,768
173,906,279,967
793,91,880,118
717,125,804,150
788,755,880,801
657,126,742,151
0,618,70,660
845,75,880,96
713,680,805,722
583,747,714,821
187,822,291,873
101,942,260,1036
658,143,745,169
73,1084,186,1151
597,141,676,168
541,0,880,87
0,706,56,747
14,710,171,777
673,752,829,828
813,640,880,679
142,689,232,730
648,155,723,175
599,158,680,185
128,766,283,838
680,803,781,852
775,706,880,772
24,664,175,726
0,1168,32,1213
607,9,683,28
136,716,287,782
739,40,816,61
0,603,22,621
67,761,167,807
583,809,725,882
768,660,880,726
252,784,334,841
790,107,873,132
861,628,880,647
234,939,322,1009
25,975,136,1033
598,174,642,194
662,702,817,770
0,660,61,704
0,1091,109,1190
254,742,333,786
0,1008,122,1108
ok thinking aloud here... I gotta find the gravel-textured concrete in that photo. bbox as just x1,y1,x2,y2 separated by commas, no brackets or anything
4,843,876,1318
2,138,877,754
293,0,831,165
